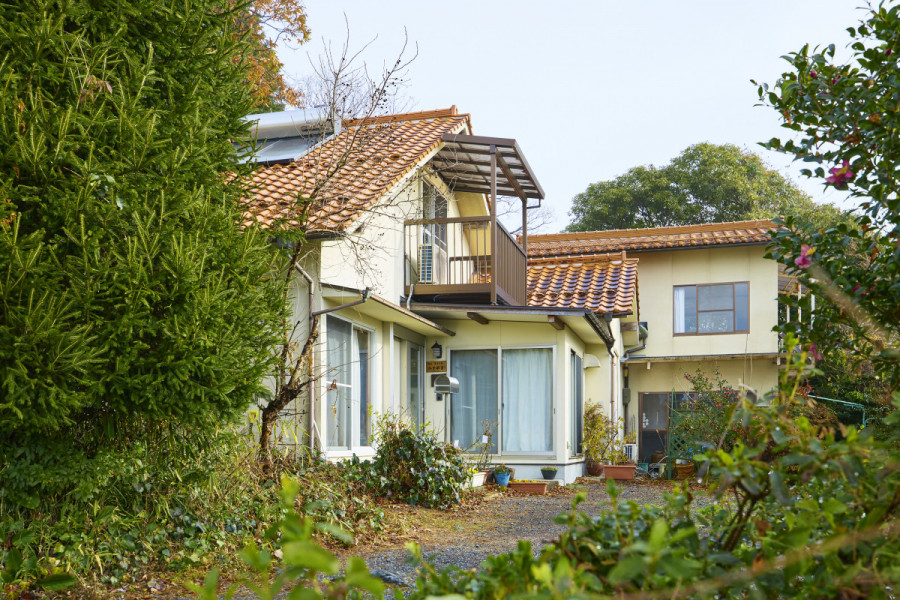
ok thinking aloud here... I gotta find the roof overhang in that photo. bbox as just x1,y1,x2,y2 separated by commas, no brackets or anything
622,352,783,363
432,133,545,201
321,285,455,337
408,303,613,347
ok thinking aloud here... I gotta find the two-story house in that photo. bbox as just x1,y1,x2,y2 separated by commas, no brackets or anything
527,221,781,463
240,107,639,483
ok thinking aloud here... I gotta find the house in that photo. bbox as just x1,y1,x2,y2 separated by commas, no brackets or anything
527,220,782,463
240,106,638,483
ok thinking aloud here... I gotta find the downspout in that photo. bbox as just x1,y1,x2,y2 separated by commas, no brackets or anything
293,263,319,450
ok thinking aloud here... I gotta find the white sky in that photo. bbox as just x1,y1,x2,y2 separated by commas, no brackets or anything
278,1,865,232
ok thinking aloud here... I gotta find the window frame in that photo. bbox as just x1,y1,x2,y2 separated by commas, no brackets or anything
673,281,750,336
324,315,375,451
447,344,556,458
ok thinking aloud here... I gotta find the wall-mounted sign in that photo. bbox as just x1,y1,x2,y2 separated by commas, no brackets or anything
426,360,447,373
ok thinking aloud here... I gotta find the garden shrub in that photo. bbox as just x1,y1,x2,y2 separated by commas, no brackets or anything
0,427,387,595
357,414,468,508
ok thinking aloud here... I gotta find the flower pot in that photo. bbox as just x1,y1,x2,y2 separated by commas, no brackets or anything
585,460,604,476
494,471,511,487
675,463,695,480
602,464,636,480
540,468,558,480
469,471,488,488
508,480,549,495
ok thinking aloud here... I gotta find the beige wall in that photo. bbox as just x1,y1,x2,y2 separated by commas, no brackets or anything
419,318,621,477
634,245,779,357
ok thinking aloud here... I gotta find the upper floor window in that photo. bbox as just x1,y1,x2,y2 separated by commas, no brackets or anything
674,282,749,335
423,181,448,249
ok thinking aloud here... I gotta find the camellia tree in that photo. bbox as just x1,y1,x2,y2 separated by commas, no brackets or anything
755,3,900,389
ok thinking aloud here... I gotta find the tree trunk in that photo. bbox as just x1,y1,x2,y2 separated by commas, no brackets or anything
258,315,319,476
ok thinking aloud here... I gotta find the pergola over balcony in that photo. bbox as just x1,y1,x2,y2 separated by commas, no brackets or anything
404,134,545,306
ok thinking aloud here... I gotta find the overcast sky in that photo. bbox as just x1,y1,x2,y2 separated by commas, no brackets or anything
278,1,866,232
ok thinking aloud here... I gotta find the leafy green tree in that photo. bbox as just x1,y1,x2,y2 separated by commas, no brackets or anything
567,143,846,231
0,0,285,437
757,3,900,389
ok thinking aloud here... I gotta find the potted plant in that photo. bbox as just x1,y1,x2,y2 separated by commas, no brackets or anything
540,465,558,480
465,419,496,487
492,463,511,487
582,403,636,480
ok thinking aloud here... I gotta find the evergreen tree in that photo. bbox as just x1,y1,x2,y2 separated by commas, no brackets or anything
0,0,286,436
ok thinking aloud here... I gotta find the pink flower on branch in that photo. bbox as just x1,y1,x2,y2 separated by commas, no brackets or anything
794,244,815,268
825,160,855,186
809,343,823,361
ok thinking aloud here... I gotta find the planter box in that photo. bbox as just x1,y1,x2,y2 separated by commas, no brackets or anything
602,464,636,480
507,480,549,495
468,471,488,488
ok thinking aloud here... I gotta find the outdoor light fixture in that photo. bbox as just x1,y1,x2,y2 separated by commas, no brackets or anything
431,342,443,359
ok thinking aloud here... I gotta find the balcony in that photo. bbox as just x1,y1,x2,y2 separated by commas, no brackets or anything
404,216,526,306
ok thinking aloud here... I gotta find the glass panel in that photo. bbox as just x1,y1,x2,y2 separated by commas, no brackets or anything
735,282,749,330
450,350,498,453
674,286,697,333
641,393,669,431
356,329,369,446
699,310,734,333
408,343,422,428
326,317,352,449
502,348,553,453
698,284,734,311
571,352,584,455
423,182,448,249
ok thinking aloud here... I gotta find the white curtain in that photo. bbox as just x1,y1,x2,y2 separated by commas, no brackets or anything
326,317,352,449
450,350,498,452
502,349,553,452
674,286,687,333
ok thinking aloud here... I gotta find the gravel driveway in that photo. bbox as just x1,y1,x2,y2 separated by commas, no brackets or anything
344,477,713,588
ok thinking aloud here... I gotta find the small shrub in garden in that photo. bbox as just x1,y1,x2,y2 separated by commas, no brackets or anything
362,414,468,508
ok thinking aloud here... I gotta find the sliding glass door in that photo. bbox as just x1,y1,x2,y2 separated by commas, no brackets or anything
449,347,554,456
450,350,498,452
502,348,553,453
325,316,371,450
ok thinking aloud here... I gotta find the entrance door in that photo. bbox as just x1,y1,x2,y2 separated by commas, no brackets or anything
639,392,670,463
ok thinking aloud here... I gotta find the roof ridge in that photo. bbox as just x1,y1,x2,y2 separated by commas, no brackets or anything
343,106,467,127
529,251,638,267
530,219,777,243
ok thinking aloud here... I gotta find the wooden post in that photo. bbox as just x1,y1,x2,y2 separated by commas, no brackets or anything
490,144,497,305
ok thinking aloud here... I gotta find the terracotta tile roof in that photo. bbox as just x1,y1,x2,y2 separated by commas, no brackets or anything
526,219,777,259
527,252,639,315
239,107,470,232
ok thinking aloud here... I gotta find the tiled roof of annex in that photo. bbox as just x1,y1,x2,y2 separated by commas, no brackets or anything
527,252,639,316
526,219,777,259
239,107,470,232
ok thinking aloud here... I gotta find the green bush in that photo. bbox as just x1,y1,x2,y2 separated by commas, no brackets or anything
355,414,468,508
0,427,387,594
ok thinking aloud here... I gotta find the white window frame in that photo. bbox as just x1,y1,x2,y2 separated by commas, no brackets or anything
446,344,556,458
324,315,376,452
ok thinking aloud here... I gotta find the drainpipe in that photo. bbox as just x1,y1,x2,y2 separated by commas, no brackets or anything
310,287,371,319
293,263,317,450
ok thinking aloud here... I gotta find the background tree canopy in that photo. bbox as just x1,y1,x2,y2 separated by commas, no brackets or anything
566,143,846,231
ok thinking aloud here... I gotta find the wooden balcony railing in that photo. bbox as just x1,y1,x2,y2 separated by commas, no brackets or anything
404,216,526,306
